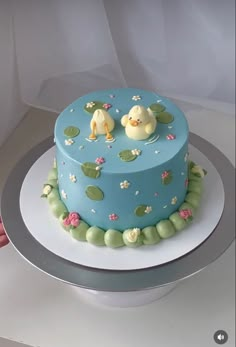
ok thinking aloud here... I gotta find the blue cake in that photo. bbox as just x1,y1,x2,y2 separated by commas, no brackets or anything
42,88,206,248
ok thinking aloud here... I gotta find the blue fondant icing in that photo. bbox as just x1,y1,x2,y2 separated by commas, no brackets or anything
55,88,189,230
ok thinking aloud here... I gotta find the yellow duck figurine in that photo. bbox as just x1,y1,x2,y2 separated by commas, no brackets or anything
89,109,115,140
121,105,157,140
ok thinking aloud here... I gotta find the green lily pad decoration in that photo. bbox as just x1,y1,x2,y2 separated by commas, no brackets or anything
149,103,166,114
135,205,148,217
156,112,174,124
64,126,80,138
81,162,101,179
84,101,106,114
118,150,137,162
85,185,104,200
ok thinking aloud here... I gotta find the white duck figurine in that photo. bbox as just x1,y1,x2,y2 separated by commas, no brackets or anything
89,109,115,140
121,105,157,140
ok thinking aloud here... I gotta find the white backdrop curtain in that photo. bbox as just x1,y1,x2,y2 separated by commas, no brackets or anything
0,0,235,146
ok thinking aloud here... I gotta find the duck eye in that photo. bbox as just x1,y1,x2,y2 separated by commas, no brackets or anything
129,116,132,120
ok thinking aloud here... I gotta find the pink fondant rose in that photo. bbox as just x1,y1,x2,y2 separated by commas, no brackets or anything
69,212,80,220
70,218,80,227
63,212,80,228
63,217,71,226
179,209,193,221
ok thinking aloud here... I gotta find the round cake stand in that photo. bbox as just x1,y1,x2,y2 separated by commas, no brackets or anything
1,133,235,307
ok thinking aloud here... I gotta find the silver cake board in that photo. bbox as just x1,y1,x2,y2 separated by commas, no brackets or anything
1,133,235,307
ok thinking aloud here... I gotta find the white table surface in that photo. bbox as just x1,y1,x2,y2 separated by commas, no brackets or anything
0,101,235,347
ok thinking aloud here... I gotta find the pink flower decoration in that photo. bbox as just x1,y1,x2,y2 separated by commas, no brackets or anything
109,213,119,221
95,157,105,165
69,212,80,220
103,103,112,110
63,212,80,227
70,218,80,227
162,171,169,179
179,209,192,220
185,178,189,187
166,134,176,140
63,217,71,226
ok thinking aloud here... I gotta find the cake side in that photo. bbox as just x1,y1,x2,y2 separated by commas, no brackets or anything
42,160,207,248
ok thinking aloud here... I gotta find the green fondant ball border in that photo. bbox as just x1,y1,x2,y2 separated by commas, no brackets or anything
42,162,206,248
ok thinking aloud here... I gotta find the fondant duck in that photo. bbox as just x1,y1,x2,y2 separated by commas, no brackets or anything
121,105,157,140
89,109,115,140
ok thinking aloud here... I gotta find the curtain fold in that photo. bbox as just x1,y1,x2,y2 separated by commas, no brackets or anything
0,1,28,147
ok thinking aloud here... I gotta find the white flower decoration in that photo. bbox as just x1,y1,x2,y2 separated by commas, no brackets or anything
131,149,141,156
171,196,178,205
69,174,77,183
53,158,57,168
61,190,67,199
65,138,74,146
95,166,101,171
145,206,152,214
86,101,96,108
132,95,141,101
120,180,130,189
42,185,52,196
126,228,141,243
184,152,189,162
191,165,205,178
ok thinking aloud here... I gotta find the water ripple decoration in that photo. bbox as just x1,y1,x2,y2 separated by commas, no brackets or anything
105,138,116,143
145,134,160,145
85,138,98,142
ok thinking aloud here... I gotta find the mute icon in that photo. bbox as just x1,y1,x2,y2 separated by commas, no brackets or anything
214,330,228,344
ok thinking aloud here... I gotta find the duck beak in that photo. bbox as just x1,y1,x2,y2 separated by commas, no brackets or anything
129,119,138,127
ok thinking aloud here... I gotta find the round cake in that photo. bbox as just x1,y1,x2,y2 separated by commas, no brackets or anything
42,88,206,248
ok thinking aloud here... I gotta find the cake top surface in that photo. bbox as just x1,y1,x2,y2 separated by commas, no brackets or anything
55,88,188,173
